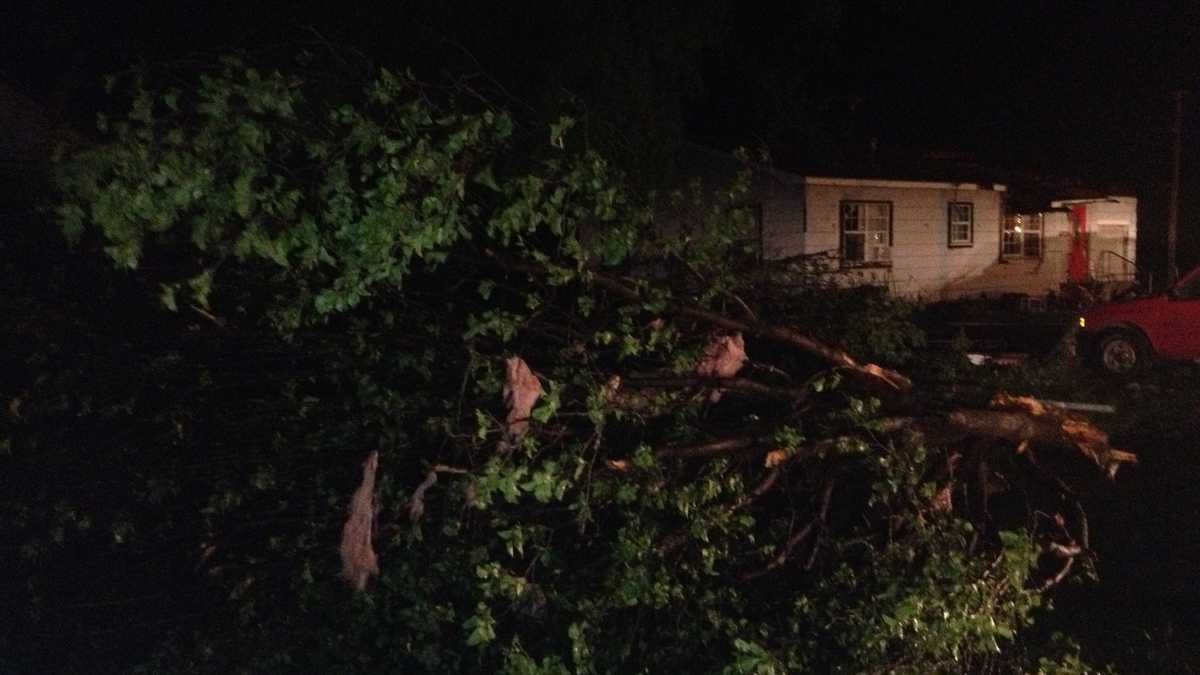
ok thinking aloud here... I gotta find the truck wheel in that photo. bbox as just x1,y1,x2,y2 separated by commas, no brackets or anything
1097,330,1150,376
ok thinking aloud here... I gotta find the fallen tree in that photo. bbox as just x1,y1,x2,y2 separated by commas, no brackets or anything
13,51,1129,673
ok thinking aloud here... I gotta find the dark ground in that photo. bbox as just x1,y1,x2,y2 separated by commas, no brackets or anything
1052,363,1200,672
915,298,1078,355
927,336,1200,672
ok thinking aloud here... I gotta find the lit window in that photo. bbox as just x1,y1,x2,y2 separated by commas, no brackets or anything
1003,214,1042,259
948,202,973,247
840,201,892,265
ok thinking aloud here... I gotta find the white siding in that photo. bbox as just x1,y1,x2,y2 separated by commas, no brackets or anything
1085,198,1138,280
943,211,1075,298
801,182,1007,299
668,146,1137,301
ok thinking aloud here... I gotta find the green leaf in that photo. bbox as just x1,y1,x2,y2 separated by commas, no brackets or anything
160,283,180,312
233,173,255,217
549,116,575,149
464,604,496,646
474,164,500,191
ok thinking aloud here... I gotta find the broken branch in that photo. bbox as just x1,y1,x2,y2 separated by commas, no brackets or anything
408,464,470,523
589,272,912,396
625,376,806,400
655,435,761,460
742,480,835,581
339,450,380,592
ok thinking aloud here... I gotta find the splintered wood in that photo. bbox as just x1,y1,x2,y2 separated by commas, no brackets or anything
339,450,380,591
501,356,543,452
695,332,747,401
990,393,1137,478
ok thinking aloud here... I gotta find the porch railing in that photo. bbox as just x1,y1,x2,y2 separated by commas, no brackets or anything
1093,249,1151,292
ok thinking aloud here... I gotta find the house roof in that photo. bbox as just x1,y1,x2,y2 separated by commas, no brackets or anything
801,175,1005,192
677,143,1132,209
677,143,1008,194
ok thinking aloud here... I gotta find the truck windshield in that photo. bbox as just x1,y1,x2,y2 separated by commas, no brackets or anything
1172,272,1200,300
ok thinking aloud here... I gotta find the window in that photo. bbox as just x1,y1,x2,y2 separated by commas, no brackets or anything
947,202,973,247
1002,213,1042,258
840,201,892,265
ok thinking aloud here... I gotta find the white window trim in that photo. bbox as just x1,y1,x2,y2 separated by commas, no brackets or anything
1002,214,1042,259
948,202,974,248
840,200,893,267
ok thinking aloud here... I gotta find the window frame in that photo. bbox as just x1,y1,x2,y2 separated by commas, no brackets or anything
947,201,974,248
1002,213,1042,260
839,200,893,267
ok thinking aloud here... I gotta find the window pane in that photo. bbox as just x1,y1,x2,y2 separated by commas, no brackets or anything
844,233,864,261
842,203,890,262
1023,233,1041,257
1002,232,1021,256
842,204,860,231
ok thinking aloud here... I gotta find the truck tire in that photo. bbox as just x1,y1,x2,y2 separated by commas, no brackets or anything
1097,330,1151,376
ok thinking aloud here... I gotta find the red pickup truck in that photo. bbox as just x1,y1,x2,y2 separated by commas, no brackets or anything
1079,266,1200,375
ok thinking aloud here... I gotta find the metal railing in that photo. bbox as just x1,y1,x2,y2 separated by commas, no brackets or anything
1094,249,1151,292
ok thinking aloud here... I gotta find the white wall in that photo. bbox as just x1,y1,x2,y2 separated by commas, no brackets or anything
1084,198,1138,280
1047,197,1139,282
800,181,1006,299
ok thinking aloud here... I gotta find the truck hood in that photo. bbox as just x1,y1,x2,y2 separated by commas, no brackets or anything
1082,294,1166,324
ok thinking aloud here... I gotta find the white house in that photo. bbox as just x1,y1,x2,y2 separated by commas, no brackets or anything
675,146,1138,301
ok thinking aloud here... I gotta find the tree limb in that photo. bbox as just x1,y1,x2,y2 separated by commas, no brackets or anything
880,407,1137,479
589,271,913,397
482,249,910,400
742,480,835,581
656,436,761,460
408,464,469,523
625,376,806,400
657,463,788,556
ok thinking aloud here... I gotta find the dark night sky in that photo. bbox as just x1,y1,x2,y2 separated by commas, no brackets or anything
4,1,1200,268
